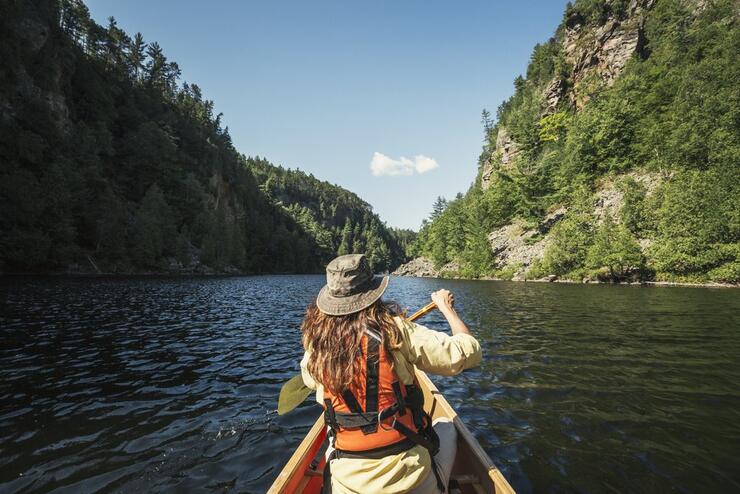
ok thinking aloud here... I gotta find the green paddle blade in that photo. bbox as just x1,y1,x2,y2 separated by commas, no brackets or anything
278,373,313,415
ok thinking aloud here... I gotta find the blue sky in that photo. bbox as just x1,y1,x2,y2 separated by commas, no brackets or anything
88,0,570,230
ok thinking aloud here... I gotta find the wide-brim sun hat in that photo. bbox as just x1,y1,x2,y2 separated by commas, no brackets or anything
316,254,389,316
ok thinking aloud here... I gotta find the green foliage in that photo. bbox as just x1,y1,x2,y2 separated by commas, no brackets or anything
649,169,739,280
586,214,645,280
495,263,523,281
131,184,176,266
430,196,448,221
540,188,595,277
618,177,651,235
561,96,637,181
247,159,407,272
411,187,500,277
526,259,547,280
565,0,631,25
0,0,408,274
421,0,739,283
539,111,570,143
707,261,740,283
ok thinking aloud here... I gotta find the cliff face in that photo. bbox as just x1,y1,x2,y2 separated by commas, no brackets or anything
473,0,661,280
2,8,67,134
562,0,652,109
407,0,739,284
482,0,654,190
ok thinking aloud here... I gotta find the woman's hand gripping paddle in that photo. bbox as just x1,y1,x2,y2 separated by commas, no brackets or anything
277,301,437,415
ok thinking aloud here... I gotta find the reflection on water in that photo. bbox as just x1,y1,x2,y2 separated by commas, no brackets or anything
1,276,738,493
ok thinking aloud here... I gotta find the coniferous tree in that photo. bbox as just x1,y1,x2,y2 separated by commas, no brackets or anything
145,42,166,90
104,16,128,69
338,219,353,256
430,196,448,221
127,32,146,81
351,223,364,253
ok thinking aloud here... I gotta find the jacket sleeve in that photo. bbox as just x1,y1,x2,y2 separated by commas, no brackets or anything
300,351,318,390
402,321,482,376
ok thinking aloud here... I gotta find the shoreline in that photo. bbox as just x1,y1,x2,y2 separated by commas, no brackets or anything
390,273,738,289
2,271,736,289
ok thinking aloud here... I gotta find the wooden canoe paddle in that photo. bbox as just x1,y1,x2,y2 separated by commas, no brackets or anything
277,301,437,415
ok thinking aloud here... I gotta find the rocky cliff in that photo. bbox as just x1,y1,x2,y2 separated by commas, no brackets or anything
482,0,654,191
404,0,738,284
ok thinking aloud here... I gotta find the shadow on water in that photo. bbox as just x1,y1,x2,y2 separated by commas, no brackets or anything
1,276,739,492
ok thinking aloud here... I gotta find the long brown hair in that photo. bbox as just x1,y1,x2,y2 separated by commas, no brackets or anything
301,299,405,394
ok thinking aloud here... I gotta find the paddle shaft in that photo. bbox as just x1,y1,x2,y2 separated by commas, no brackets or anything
407,301,437,322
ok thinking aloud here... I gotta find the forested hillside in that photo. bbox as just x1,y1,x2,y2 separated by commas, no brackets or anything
411,0,739,283
0,0,406,274
247,158,408,272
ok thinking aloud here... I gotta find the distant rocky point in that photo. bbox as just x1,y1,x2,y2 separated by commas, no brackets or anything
392,257,438,278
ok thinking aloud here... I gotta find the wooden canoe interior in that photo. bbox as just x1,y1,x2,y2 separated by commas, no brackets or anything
268,370,515,494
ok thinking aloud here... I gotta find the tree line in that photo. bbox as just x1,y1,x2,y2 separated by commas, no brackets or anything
0,0,408,274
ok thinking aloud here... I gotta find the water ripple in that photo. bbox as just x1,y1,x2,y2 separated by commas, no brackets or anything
1,276,739,493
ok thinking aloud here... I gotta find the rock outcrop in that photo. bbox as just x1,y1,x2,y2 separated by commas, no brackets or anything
488,222,548,269
393,257,438,278
495,127,520,168
14,17,50,53
392,258,462,278
487,207,567,278
7,11,72,135
593,171,663,223
484,171,663,280
480,0,655,189
563,0,653,109
543,77,566,114
481,126,520,189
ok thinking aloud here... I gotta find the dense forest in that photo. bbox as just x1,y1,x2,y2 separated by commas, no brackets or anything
412,0,739,283
0,0,407,274
247,158,409,272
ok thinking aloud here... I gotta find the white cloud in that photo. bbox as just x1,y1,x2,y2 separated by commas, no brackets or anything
413,155,439,174
369,152,439,177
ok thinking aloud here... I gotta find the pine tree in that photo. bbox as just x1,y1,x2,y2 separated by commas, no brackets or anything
96,189,130,263
430,196,448,221
352,222,364,253
338,219,353,255
127,32,146,81
366,227,391,273
105,16,128,68
145,42,166,90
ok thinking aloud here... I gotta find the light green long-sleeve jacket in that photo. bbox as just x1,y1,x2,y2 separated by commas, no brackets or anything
300,317,482,494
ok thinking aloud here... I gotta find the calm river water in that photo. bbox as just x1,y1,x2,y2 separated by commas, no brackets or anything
1,276,738,493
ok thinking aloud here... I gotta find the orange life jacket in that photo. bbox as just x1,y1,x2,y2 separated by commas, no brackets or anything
321,327,445,493
322,329,421,452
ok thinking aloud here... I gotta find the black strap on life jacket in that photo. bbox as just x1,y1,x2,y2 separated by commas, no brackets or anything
332,330,380,434
322,331,446,492
364,335,380,433
324,383,446,492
